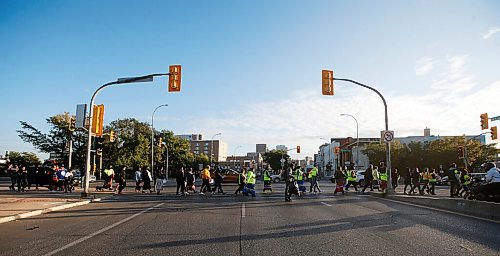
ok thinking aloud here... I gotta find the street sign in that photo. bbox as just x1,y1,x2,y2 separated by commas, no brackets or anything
75,104,87,128
491,116,500,122
280,158,285,163
381,130,394,143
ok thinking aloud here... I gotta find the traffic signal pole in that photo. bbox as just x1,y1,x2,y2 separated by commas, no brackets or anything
82,73,169,197
332,78,392,194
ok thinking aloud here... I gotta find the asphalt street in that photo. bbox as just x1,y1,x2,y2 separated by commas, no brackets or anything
0,182,499,256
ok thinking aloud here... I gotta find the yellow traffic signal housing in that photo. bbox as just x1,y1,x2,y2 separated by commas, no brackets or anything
322,70,334,96
168,65,182,92
480,113,489,130
91,104,105,137
296,146,301,154
109,130,115,142
491,126,498,140
69,116,76,131
158,137,163,146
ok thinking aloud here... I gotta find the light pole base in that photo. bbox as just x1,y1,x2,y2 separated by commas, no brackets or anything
81,192,91,198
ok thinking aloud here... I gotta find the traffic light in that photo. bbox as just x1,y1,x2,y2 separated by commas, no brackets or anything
480,113,489,130
109,130,115,142
158,137,163,147
92,104,105,137
457,146,464,159
296,146,301,153
334,147,340,154
168,65,182,92
69,116,76,131
322,69,334,96
491,126,498,140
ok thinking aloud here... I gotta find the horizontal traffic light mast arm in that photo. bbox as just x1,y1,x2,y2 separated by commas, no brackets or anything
333,78,387,125
83,72,170,197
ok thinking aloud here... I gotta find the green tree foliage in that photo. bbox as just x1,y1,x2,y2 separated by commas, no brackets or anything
17,113,87,168
263,149,289,171
363,136,498,171
7,151,41,167
103,118,152,170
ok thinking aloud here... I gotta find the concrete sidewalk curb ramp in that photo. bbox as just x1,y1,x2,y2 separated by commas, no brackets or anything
372,193,500,221
0,196,112,224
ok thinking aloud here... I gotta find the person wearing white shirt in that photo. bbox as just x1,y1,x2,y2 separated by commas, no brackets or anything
480,162,500,199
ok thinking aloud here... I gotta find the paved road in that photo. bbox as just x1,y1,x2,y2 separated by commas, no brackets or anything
0,183,499,256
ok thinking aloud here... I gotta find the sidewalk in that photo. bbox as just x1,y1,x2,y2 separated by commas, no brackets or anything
367,185,500,221
0,181,114,224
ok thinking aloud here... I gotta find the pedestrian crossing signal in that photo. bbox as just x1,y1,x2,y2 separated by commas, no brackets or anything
322,70,334,96
458,146,464,159
296,146,300,153
168,65,181,92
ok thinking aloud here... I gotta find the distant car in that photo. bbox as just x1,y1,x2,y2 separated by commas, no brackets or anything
437,175,449,185
209,168,240,184
271,172,284,183
470,173,487,183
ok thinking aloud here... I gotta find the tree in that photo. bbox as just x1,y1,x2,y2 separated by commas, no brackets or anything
17,113,87,168
7,151,41,167
263,149,289,171
363,137,498,172
102,118,152,170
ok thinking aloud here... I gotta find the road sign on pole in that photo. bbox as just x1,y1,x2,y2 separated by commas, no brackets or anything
75,104,87,128
381,130,394,143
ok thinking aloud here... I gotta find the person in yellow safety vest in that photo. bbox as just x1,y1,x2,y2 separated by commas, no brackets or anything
428,168,437,195
379,168,388,193
263,166,272,193
295,167,305,194
421,168,431,194
345,168,358,192
309,165,321,193
459,169,471,198
245,168,256,197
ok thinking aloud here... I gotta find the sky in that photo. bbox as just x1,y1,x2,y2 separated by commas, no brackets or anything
1,0,500,160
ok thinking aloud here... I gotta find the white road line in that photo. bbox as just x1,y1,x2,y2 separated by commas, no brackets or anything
320,202,332,207
376,197,500,224
42,202,164,256
241,203,246,218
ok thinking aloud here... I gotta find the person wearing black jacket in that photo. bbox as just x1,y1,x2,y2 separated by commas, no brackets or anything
361,165,374,194
212,168,226,195
176,167,186,195
448,163,460,198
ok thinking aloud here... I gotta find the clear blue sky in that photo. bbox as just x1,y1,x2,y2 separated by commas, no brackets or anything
1,0,499,159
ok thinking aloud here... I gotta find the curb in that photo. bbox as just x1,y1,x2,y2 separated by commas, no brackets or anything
0,195,112,224
371,193,500,221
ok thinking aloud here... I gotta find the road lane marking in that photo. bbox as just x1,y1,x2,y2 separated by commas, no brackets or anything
321,202,332,206
241,203,246,218
42,202,164,256
376,197,500,224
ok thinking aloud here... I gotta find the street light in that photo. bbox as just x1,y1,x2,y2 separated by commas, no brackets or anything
233,145,242,169
210,133,222,167
340,113,359,168
320,137,332,175
82,73,170,197
151,104,168,190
